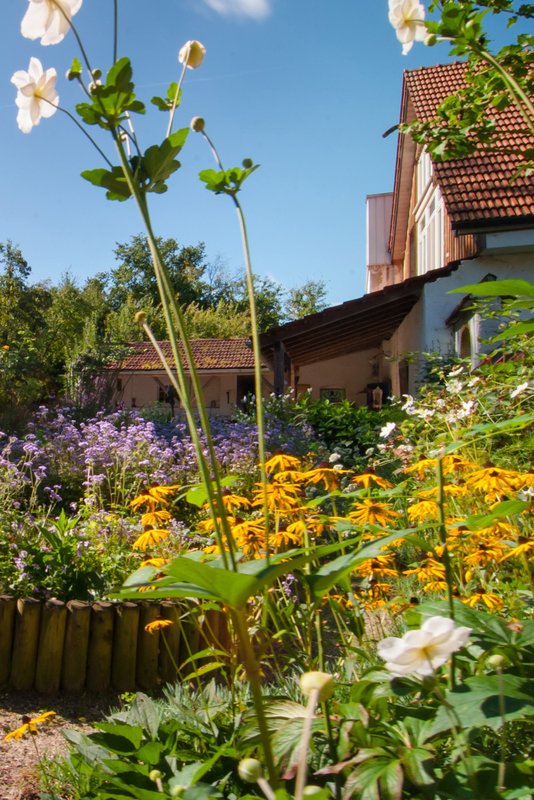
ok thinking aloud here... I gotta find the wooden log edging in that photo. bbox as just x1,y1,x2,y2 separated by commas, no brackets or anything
0,595,226,695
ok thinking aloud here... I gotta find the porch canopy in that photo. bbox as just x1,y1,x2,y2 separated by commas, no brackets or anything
260,267,455,392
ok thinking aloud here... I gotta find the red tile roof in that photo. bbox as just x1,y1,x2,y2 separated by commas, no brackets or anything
404,62,534,227
114,338,259,371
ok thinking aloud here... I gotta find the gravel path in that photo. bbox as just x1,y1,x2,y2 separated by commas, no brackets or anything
0,691,121,800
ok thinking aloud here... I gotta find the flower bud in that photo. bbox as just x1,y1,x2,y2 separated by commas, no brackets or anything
299,671,335,702
170,786,186,798
179,40,206,69
149,770,163,782
303,786,325,797
238,758,263,783
191,116,205,132
488,654,506,669
134,311,147,325
242,158,253,169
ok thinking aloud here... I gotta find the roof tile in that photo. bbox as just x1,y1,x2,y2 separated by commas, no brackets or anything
405,63,534,226
113,338,258,371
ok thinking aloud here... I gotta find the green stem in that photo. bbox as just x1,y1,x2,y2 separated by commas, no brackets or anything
476,49,534,133
436,458,455,621
166,60,189,139
294,688,319,800
496,665,507,792
199,128,271,559
113,0,118,64
113,134,238,568
233,194,271,559
50,0,95,77
436,457,457,688
57,105,114,168
231,608,277,786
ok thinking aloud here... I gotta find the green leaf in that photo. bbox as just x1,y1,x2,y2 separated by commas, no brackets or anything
492,320,534,340
81,167,132,201
91,726,144,755
307,530,414,599
198,163,259,197
185,475,239,507
182,662,227,681
127,693,162,740
135,741,162,765
464,499,530,530
449,279,534,298
429,674,534,736
140,129,189,193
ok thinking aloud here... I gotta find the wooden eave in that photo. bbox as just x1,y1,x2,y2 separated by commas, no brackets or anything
389,80,418,264
260,266,458,368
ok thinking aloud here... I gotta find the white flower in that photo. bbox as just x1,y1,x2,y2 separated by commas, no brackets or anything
379,422,397,439
178,40,206,69
377,616,471,677
11,58,59,134
445,379,464,394
511,381,529,399
328,452,341,464
388,0,427,55
21,0,83,46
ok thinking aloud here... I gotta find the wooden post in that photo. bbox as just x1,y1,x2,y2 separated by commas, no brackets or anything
0,595,16,687
86,601,114,693
273,341,286,396
136,603,161,691
35,599,67,694
62,600,91,694
10,598,42,691
112,602,139,692
159,602,182,685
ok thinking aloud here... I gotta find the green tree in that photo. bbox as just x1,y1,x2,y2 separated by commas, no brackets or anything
286,279,328,320
0,242,53,429
108,234,208,310
183,300,252,338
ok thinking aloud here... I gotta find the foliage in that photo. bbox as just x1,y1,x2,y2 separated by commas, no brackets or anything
399,1,534,170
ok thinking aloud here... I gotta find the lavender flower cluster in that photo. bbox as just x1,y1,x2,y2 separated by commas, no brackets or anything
0,405,316,512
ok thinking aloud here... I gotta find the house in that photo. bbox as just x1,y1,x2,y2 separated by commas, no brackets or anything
111,338,273,415
261,62,534,402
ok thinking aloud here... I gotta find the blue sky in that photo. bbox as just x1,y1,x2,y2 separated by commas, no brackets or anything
1,1,461,305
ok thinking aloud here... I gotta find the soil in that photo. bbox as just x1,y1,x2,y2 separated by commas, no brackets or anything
0,690,122,800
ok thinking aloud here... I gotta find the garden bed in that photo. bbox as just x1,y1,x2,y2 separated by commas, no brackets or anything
0,595,224,695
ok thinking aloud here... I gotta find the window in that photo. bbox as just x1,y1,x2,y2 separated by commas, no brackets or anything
416,150,433,200
320,388,345,402
416,188,444,275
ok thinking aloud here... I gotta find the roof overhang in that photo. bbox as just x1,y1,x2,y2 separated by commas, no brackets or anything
260,266,458,367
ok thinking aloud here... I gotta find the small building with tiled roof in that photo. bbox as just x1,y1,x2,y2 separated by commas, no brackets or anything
110,338,273,416
261,61,533,401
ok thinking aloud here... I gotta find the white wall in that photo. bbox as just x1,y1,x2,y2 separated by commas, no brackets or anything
387,251,533,394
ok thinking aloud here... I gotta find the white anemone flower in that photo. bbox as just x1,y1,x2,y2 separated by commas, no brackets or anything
21,0,83,46
11,58,59,134
388,0,427,55
178,40,206,69
377,616,471,677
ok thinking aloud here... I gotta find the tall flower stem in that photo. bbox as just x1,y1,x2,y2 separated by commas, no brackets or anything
436,458,455,621
166,61,189,139
198,128,271,558
294,688,320,800
113,133,238,569
231,608,277,786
